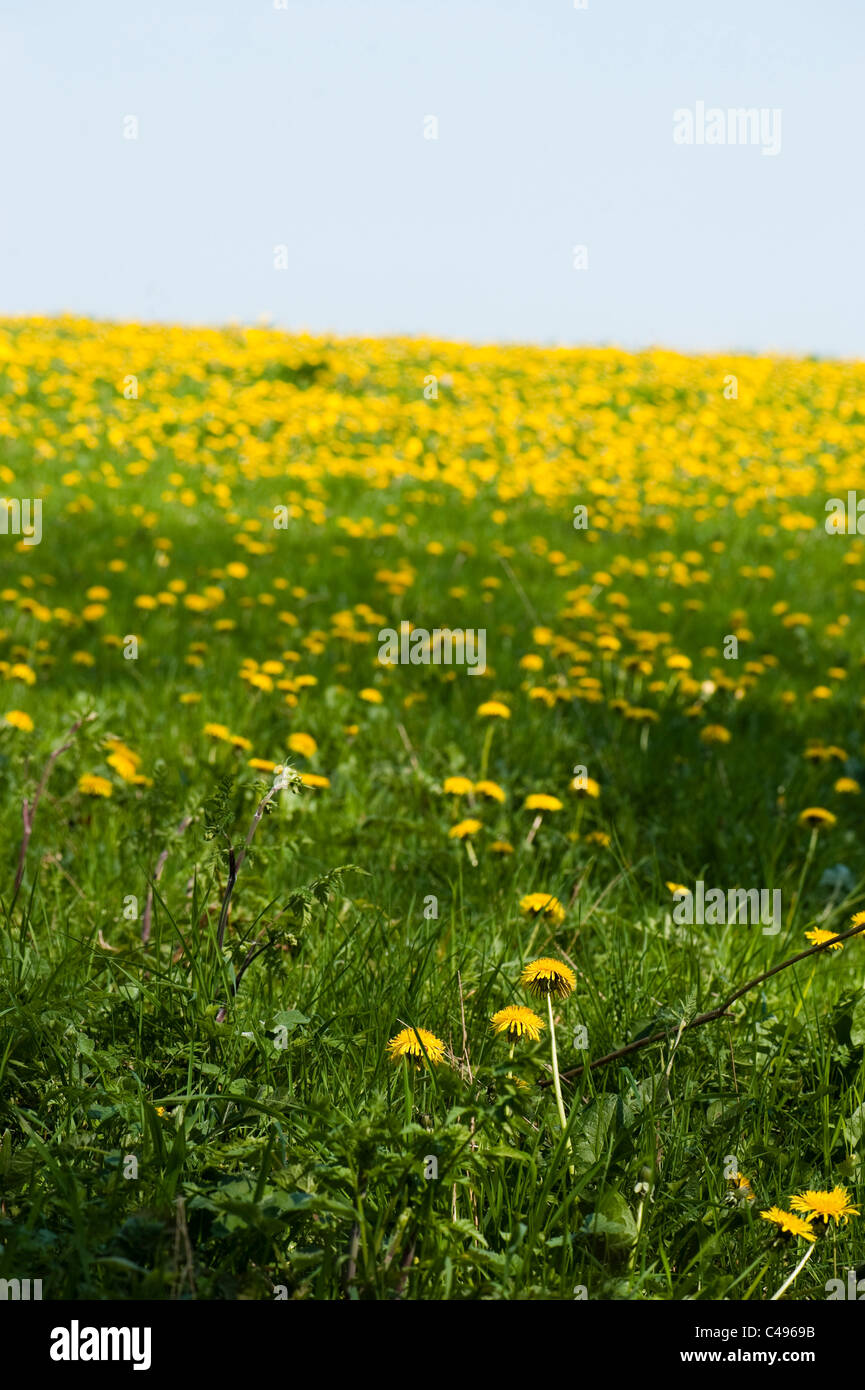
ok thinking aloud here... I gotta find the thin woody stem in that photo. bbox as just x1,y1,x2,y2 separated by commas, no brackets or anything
543,918,865,1088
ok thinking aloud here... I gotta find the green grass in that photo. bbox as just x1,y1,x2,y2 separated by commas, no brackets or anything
1,320,865,1300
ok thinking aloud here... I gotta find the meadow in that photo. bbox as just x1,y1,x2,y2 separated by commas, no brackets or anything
1,315,865,1300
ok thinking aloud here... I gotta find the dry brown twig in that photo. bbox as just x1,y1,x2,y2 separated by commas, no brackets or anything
540,917,865,1089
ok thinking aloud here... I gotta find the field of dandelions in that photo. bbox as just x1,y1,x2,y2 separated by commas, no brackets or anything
2,316,865,1301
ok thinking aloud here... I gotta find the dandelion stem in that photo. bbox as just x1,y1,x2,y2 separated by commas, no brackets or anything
769,1241,815,1301
525,813,543,847
629,1195,646,1274
546,994,573,1165
401,1056,413,1125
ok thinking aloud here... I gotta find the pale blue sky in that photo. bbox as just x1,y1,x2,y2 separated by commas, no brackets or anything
1,0,862,355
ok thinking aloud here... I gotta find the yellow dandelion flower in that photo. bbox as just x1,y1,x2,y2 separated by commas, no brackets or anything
386,1026,446,1066
489,840,514,855
359,687,383,704
204,722,232,742
760,1207,817,1242
727,1173,755,1203
834,777,860,794
449,818,482,839
78,774,113,798
106,751,138,782
804,744,830,764
523,793,563,812
442,775,474,796
584,830,611,847
4,709,33,731
570,775,600,798
300,772,330,789
528,687,556,707
519,893,566,926
520,956,576,1000
288,732,318,759
477,700,510,719
626,706,659,724
474,779,506,802
805,928,844,951
798,807,836,829
790,1187,859,1226
700,724,731,745
104,740,141,769
8,662,36,686
491,1005,545,1042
